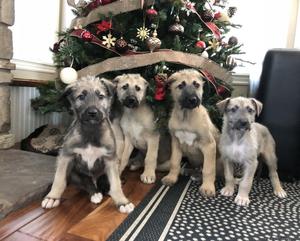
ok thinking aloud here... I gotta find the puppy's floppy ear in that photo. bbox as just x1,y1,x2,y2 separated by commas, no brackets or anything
60,85,74,101
250,98,263,116
112,74,125,85
101,78,115,97
166,72,179,86
216,98,230,114
141,77,149,88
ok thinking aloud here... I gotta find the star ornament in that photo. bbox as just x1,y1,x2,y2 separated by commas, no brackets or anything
102,33,116,48
136,26,150,41
208,38,220,50
181,0,196,16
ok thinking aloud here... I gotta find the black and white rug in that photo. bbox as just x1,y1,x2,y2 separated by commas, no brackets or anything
108,177,300,241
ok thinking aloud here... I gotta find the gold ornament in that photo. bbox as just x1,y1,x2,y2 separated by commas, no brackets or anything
208,39,220,50
146,29,161,52
218,11,231,23
137,26,150,41
102,33,116,48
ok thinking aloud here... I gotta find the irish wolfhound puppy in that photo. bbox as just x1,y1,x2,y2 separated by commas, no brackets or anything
41,76,134,213
161,69,219,197
114,74,170,184
217,96,287,206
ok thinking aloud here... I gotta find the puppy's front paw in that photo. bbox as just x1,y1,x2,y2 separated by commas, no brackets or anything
220,185,234,197
41,197,61,209
140,170,156,184
161,174,178,186
274,188,287,198
234,195,250,206
199,183,215,197
119,202,135,213
90,192,103,204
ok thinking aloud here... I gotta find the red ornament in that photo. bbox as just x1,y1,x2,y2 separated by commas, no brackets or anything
115,37,129,53
217,85,230,98
214,11,221,19
81,30,93,42
154,74,167,101
217,86,225,95
195,40,206,49
146,6,158,18
96,20,112,33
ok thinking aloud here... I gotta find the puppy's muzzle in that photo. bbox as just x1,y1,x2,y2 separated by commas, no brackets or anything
180,94,201,109
233,119,250,131
123,95,139,108
81,106,103,124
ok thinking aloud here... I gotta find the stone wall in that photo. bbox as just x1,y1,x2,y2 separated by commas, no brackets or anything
0,0,15,149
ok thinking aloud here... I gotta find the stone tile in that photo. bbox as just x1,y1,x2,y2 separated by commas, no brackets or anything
0,0,14,26
0,69,12,83
0,59,15,70
0,25,13,59
0,86,10,133
0,150,56,219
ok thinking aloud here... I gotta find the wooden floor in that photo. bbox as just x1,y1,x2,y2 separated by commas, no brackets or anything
0,171,157,241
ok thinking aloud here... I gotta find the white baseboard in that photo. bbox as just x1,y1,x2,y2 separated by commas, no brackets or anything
11,59,58,82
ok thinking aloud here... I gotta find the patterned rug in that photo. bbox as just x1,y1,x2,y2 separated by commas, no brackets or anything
108,177,300,241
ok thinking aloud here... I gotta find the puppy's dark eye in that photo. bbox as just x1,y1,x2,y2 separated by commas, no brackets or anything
229,105,239,113
122,84,128,90
135,85,141,91
98,94,105,100
177,81,186,89
77,95,85,101
247,106,254,113
193,81,200,88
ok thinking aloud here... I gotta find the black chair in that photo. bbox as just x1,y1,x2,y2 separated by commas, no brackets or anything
254,49,300,180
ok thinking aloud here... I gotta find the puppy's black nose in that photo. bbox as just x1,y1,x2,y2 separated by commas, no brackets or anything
87,107,99,117
236,119,250,130
239,120,248,127
124,95,138,108
189,96,198,105
128,96,136,104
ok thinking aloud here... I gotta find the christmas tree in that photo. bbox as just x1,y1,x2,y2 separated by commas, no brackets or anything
32,0,243,130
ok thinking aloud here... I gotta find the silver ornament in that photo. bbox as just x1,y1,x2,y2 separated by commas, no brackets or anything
169,16,184,34
146,30,161,52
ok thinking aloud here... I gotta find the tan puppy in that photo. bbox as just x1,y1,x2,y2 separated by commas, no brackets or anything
162,69,219,197
114,74,162,184
217,97,287,206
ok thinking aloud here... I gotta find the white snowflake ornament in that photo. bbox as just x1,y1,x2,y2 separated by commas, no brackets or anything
102,33,116,48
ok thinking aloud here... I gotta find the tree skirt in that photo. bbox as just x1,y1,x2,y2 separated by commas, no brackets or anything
108,177,300,241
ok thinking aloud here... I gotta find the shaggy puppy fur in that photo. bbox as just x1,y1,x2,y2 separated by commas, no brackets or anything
41,76,134,213
217,97,287,206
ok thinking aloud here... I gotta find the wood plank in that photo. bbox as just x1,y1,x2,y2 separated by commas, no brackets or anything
19,192,97,241
68,172,155,241
0,186,79,240
0,202,45,240
60,233,92,241
3,231,41,241
10,78,49,87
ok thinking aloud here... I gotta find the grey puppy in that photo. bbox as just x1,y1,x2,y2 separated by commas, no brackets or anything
41,76,134,213
217,96,287,206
